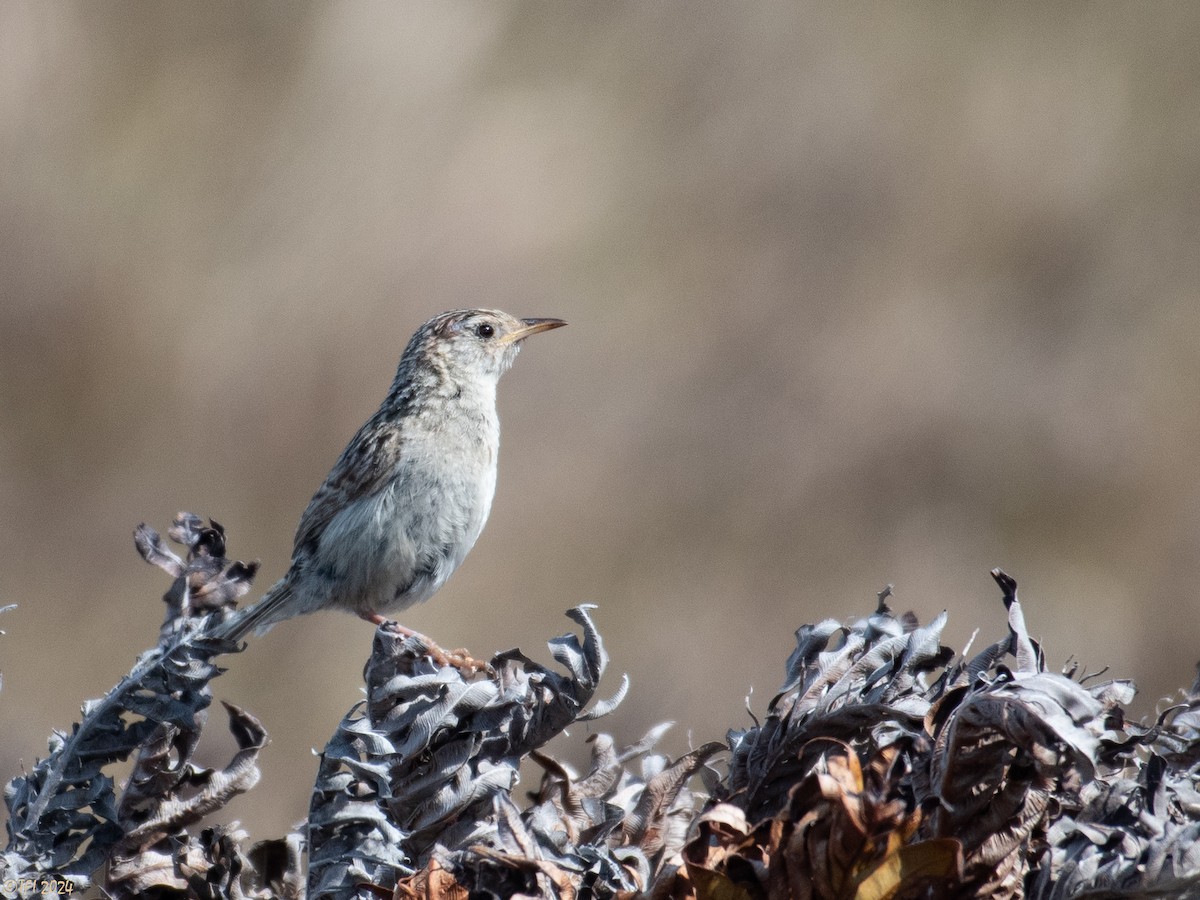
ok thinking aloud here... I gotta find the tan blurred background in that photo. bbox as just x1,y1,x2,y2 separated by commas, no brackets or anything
3,2,1200,843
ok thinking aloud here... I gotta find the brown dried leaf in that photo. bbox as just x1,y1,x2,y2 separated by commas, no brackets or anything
624,742,726,857
681,805,766,900
926,674,1104,895
688,866,762,900
767,741,959,900
684,804,754,870
851,839,961,900
393,857,470,900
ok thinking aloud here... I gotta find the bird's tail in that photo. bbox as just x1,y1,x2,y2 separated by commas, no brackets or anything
210,578,294,642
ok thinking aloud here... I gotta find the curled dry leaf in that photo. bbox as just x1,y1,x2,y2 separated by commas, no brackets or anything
312,606,723,900
139,513,260,632
766,741,960,900
106,703,269,897
672,744,960,900
308,605,642,899
678,571,1200,900
392,857,470,900
3,515,262,894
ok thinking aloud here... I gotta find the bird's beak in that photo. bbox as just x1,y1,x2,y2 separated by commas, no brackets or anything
500,318,568,344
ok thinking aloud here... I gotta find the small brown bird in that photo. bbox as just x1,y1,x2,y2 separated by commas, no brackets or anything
214,309,565,665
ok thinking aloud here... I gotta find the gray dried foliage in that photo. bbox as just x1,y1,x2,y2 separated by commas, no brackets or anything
4,516,1200,899
2,514,276,899
708,571,1200,900
308,605,722,899
1029,671,1200,900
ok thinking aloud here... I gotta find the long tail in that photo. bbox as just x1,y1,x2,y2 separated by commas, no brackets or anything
210,578,295,642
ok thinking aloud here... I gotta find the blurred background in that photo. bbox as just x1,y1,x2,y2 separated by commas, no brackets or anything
3,2,1200,843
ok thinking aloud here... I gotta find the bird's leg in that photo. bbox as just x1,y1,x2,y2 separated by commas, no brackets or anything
360,611,492,676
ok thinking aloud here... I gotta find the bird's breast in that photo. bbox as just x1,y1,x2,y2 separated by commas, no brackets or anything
404,410,499,544
364,402,498,610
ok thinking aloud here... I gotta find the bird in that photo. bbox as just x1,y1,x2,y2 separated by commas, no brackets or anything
212,309,566,668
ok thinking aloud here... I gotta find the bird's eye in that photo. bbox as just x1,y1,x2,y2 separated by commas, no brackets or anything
476,323,495,339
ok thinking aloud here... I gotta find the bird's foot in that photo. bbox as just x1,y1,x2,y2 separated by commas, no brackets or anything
364,614,493,677
433,645,494,677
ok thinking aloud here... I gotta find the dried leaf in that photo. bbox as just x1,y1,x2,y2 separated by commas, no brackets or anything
307,606,663,899
851,839,961,900
393,857,470,900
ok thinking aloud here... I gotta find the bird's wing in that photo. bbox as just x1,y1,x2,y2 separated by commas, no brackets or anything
292,418,406,559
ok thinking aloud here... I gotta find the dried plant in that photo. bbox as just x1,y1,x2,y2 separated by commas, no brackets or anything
656,573,1200,900
2,515,278,898
311,606,720,899
4,517,1200,900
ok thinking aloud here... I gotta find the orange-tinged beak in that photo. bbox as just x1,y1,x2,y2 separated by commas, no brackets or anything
500,317,567,344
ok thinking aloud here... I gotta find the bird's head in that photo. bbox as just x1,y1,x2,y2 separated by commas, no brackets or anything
416,309,566,383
